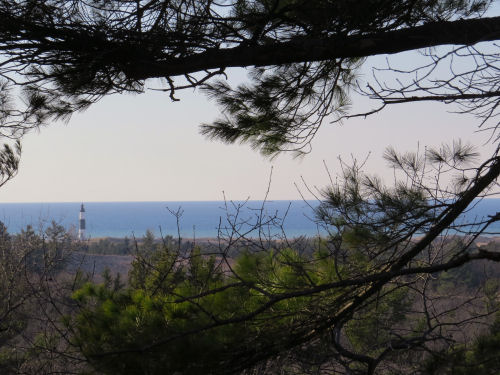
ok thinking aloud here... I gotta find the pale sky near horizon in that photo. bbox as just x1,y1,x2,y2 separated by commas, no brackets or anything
0,21,498,203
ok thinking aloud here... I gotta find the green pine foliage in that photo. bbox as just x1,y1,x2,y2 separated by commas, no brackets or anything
424,312,500,375
70,238,416,374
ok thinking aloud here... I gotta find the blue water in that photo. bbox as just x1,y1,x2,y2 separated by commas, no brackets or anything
0,201,322,238
0,199,499,239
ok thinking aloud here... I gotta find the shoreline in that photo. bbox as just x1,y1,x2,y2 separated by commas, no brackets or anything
85,234,500,243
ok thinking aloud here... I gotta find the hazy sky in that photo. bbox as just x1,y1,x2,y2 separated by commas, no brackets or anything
0,42,497,202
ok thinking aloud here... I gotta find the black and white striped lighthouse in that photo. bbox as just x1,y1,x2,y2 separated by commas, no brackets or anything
78,203,86,240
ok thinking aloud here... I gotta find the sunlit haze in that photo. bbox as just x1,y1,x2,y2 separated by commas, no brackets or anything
0,53,496,203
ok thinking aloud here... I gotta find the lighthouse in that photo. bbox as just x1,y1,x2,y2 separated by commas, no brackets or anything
78,203,86,240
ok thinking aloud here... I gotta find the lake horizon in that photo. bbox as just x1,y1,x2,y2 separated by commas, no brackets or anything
1,198,500,239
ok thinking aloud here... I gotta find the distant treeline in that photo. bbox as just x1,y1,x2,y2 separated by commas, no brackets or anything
82,230,220,255
81,230,324,258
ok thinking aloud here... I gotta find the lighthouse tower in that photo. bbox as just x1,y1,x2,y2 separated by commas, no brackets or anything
78,203,86,240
